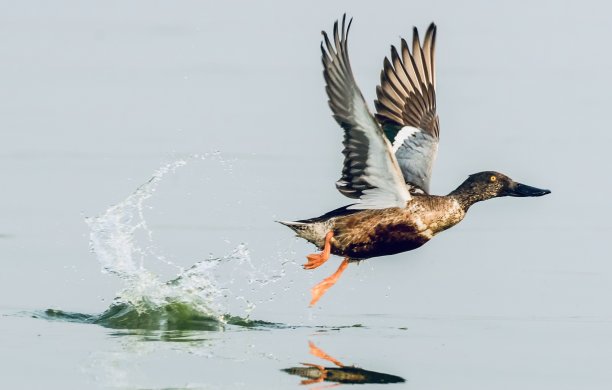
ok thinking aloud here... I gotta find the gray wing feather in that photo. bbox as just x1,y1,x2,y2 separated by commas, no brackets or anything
322,15,411,209
374,23,439,194
393,129,438,193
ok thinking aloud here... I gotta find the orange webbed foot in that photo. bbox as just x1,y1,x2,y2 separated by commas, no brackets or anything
309,258,349,307
303,231,334,270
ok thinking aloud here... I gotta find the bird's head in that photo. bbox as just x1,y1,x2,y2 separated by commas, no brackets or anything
451,171,551,207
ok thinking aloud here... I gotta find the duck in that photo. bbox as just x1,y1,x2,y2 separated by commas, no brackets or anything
279,15,551,306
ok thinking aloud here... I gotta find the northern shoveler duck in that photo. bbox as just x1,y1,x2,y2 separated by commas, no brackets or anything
280,15,551,306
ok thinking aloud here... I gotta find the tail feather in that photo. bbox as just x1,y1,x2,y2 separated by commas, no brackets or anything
276,220,309,234
277,220,328,248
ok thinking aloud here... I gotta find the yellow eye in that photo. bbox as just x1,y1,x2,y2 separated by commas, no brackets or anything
490,176,497,182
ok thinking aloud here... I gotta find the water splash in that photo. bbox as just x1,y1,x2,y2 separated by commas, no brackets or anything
74,156,282,331
86,160,186,280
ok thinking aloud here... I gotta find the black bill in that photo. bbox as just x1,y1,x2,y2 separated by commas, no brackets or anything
507,182,551,197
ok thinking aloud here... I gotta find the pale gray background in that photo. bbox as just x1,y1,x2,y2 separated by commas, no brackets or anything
1,0,611,389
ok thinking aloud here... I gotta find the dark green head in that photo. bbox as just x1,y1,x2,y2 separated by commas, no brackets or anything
450,171,551,208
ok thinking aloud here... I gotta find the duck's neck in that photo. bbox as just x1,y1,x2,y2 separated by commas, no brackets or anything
448,182,496,211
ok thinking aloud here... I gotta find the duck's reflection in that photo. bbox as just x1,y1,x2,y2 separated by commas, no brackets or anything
282,341,405,385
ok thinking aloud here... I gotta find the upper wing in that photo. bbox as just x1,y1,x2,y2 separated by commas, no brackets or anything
322,15,411,210
374,23,439,194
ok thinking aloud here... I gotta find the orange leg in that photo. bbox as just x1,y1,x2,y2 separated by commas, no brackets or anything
308,341,344,367
303,231,334,270
309,258,350,307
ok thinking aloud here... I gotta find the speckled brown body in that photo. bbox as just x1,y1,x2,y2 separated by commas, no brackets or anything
287,195,466,260
333,196,463,258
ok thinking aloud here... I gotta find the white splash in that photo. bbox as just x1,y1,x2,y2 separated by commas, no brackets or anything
84,155,286,322
85,158,225,317
87,160,186,279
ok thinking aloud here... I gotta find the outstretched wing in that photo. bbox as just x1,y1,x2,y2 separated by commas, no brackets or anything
322,15,411,210
374,23,439,194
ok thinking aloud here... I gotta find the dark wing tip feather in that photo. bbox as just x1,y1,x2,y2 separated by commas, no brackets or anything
412,26,420,43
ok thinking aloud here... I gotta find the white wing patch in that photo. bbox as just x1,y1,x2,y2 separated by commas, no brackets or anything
392,126,421,153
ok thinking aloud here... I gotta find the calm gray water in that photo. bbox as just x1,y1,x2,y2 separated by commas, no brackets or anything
2,1,612,389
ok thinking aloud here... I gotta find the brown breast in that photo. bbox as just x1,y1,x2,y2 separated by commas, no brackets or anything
329,196,465,259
